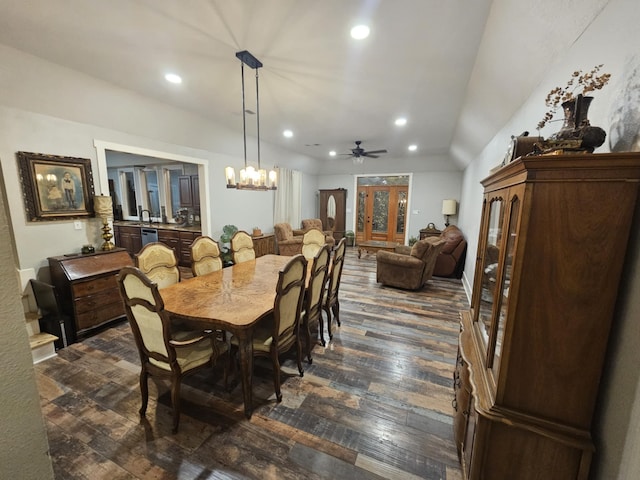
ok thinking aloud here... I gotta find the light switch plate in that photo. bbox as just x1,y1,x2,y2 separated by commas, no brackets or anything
412,209,420,215
74,220,82,230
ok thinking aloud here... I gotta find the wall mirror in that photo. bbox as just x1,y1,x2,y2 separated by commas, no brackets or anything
327,194,336,230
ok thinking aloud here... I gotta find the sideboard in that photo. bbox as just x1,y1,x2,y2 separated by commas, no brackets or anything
48,248,133,343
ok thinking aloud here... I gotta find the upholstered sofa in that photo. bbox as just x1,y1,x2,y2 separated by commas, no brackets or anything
376,238,446,290
298,218,336,247
274,223,303,256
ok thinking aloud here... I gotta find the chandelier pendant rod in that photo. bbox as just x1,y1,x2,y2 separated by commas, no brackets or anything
255,67,261,171
240,61,248,170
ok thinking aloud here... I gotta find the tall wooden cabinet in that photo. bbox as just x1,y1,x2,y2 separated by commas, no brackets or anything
319,188,346,240
455,153,640,479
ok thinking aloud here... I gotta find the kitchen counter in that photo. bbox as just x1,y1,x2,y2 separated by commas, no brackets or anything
113,220,202,233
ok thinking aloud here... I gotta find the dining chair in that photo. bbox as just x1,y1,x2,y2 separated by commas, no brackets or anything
117,266,228,433
230,230,256,264
301,228,326,260
231,254,308,402
190,235,223,276
301,244,331,361
323,237,347,342
135,242,180,289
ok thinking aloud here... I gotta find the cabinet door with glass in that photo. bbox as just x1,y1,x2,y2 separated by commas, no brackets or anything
471,184,524,390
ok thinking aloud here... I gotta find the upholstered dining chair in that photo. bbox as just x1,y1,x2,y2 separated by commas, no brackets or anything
135,242,180,289
190,235,223,276
116,266,228,433
301,244,331,361
301,228,326,260
322,237,347,343
231,254,308,402
230,230,256,264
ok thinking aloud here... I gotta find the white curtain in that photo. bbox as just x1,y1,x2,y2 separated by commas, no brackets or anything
273,167,302,226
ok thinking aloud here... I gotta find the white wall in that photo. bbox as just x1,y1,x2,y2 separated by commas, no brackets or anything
0,179,54,479
456,0,640,477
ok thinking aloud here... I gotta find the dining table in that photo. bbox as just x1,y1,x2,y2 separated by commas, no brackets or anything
159,254,306,418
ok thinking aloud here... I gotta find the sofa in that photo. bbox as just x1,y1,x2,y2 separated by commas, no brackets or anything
376,238,446,290
432,225,467,278
274,223,303,256
298,218,336,247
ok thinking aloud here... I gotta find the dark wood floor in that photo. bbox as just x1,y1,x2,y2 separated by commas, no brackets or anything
35,247,469,479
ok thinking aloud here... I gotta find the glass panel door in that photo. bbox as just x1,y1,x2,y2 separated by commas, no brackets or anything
477,198,504,346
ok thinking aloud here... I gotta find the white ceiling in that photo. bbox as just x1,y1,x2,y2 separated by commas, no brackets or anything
0,0,496,167
0,1,610,170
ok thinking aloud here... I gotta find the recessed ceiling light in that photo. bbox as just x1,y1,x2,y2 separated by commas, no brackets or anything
395,117,407,126
350,25,370,40
283,129,293,138
408,144,418,151
329,151,337,157
164,73,182,84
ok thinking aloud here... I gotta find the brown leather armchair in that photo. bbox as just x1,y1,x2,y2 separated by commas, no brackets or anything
376,238,446,290
274,223,303,256
299,218,336,247
432,225,467,278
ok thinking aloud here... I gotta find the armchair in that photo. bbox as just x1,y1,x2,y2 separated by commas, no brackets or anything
274,223,303,256
300,218,336,247
376,238,447,290
432,225,467,278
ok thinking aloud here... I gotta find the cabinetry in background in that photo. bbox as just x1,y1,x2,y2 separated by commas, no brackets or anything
319,188,346,240
114,225,142,254
48,249,133,343
252,234,276,257
455,153,640,479
114,224,200,267
179,175,199,209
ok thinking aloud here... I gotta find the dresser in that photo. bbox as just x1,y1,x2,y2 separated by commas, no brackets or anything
455,153,640,479
48,249,133,343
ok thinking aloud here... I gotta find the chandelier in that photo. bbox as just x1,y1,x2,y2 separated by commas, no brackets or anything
225,50,277,190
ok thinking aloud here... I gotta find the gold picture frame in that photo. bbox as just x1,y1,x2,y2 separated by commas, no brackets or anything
17,151,95,221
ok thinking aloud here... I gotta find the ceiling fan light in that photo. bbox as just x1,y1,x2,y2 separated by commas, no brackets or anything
350,25,370,40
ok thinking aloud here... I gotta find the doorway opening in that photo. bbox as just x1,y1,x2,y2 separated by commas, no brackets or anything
355,175,410,245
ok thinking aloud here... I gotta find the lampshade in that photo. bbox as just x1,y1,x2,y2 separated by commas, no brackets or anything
442,199,457,216
94,195,113,218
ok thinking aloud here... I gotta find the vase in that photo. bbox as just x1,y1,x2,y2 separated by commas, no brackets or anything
550,94,606,152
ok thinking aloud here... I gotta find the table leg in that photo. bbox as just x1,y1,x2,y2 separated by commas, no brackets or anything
235,331,254,419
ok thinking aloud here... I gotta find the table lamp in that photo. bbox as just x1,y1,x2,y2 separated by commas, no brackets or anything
442,199,457,227
94,194,115,250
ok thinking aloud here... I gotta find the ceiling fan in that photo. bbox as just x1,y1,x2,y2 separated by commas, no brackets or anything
342,140,388,159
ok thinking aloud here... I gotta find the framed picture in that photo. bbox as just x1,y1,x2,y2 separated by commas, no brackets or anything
17,152,95,221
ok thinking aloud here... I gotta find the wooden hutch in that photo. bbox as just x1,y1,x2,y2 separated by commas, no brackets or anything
454,153,640,479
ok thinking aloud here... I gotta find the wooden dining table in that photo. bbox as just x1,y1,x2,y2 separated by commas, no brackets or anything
159,254,305,418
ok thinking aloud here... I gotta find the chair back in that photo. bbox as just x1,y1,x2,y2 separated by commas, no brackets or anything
301,218,324,231
305,244,331,320
191,235,223,276
135,242,180,289
30,279,63,317
117,266,175,368
326,238,346,305
231,231,256,264
302,228,326,259
272,254,308,345
274,223,294,242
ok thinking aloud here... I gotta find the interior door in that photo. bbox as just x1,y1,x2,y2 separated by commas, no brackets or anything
356,185,408,244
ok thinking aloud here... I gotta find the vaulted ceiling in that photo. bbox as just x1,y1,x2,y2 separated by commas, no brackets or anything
0,0,610,171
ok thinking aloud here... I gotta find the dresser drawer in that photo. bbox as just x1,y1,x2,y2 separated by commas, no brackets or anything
76,301,126,331
73,288,122,314
71,275,118,297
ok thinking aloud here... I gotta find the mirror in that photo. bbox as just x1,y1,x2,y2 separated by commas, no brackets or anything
327,194,336,230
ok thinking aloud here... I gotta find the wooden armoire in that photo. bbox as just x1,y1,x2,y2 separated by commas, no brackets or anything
455,153,640,479
319,188,347,240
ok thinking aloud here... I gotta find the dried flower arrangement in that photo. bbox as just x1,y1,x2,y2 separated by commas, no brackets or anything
537,64,611,129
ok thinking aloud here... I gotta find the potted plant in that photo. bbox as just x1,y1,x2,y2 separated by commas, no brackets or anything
408,236,418,246
344,230,355,247
219,224,238,266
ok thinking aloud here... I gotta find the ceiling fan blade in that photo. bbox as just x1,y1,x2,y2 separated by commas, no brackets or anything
364,149,387,155
363,154,379,158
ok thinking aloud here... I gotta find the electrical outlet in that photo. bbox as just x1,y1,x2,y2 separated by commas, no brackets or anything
74,220,82,230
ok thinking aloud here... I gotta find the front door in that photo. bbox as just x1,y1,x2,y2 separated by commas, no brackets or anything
356,185,408,244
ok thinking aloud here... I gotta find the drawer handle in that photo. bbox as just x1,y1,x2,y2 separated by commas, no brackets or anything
452,398,458,411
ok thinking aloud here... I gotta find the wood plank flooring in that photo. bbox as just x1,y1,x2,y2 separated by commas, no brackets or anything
35,247,469,479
